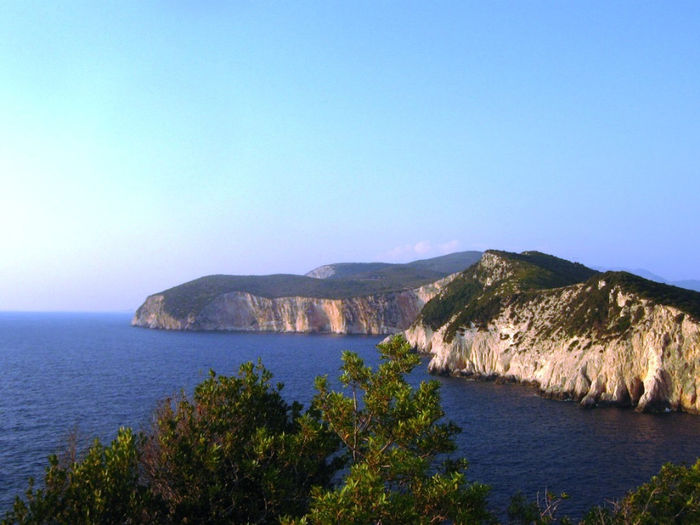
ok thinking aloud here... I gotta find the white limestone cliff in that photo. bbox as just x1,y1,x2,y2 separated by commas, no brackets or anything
304,265,337,279
404,280,700,413
132,273,457,335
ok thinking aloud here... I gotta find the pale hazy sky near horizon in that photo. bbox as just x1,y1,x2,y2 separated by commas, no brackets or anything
1,2,699,311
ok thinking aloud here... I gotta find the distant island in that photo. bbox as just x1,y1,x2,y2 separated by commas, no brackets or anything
402,250,700,414
132,251,483,333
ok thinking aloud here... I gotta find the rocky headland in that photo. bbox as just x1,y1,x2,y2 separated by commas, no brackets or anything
402,250,700,413
132,251,481,335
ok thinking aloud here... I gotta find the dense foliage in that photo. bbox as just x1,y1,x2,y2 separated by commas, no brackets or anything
506,459,700,525
2,428,154,524
583,458,700,525
3,362,339,525
420,250,599,342
140,364,339,523
420,276,484,331
492,251,598,290
290,335,493,524
419,250,700,343
3,336,489,524
596,271,700,322
3,336,698,524
150,251,482,318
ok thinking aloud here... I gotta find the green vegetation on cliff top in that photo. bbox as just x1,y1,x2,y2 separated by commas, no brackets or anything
419,250,700,343
420,250,598,332
552,271,700,339
149,251,483,320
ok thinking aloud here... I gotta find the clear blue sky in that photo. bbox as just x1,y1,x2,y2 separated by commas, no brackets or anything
1,2,699,311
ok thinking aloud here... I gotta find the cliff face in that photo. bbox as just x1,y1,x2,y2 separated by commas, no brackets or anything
304,265,337,279
132,274,457,335
404,251,700,413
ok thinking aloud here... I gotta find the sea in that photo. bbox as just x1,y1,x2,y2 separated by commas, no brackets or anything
1,312,699,519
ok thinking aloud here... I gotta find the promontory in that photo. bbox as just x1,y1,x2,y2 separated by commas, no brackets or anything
402,250,700,413
132,251,482,334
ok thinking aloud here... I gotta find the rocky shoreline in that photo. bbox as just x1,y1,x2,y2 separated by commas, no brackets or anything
402,251,700,414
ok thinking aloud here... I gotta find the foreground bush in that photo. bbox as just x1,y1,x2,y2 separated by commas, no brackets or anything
3,336,488,524
583,458,700,525
3,362,339,525
288,335,493,524
140,363,340,523
2,428,155,524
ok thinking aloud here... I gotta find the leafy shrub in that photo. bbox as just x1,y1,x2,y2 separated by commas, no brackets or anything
507,490,572,525
289,335,494,524
3,363,339,525
141,363,340,524
2,428,157,524
583,458,700,524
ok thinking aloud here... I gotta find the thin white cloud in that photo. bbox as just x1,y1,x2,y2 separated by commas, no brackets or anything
381,240,461,262
437,240,460,254
413,240,432,254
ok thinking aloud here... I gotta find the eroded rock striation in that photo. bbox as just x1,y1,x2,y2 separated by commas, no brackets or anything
133,274,457,334
403,250,700,413
133,252,482,334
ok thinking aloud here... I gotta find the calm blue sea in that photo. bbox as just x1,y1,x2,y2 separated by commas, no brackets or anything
1,312,699,519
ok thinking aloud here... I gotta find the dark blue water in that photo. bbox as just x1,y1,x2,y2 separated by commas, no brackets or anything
1,313,699,519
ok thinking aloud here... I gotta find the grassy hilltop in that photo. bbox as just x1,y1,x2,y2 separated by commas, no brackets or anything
420,249,700,343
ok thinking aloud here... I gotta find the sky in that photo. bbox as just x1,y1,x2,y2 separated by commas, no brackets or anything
1,2,699,311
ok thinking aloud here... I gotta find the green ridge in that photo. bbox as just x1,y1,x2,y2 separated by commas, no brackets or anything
420,250,597,335
554,271,700,339
419,250,700,344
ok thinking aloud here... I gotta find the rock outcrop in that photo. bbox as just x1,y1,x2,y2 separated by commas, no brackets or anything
403,250,700,414
304,265,338,280
133,274,457,335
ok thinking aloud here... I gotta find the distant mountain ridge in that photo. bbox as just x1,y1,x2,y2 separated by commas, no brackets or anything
304,251,484,280
403,250,700,413
674,280,700,292
132,251,483,333
593,266,700,292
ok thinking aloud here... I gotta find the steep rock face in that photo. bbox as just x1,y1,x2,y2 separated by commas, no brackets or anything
404,251,700,413
133,274,457,335
304,265,337,279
